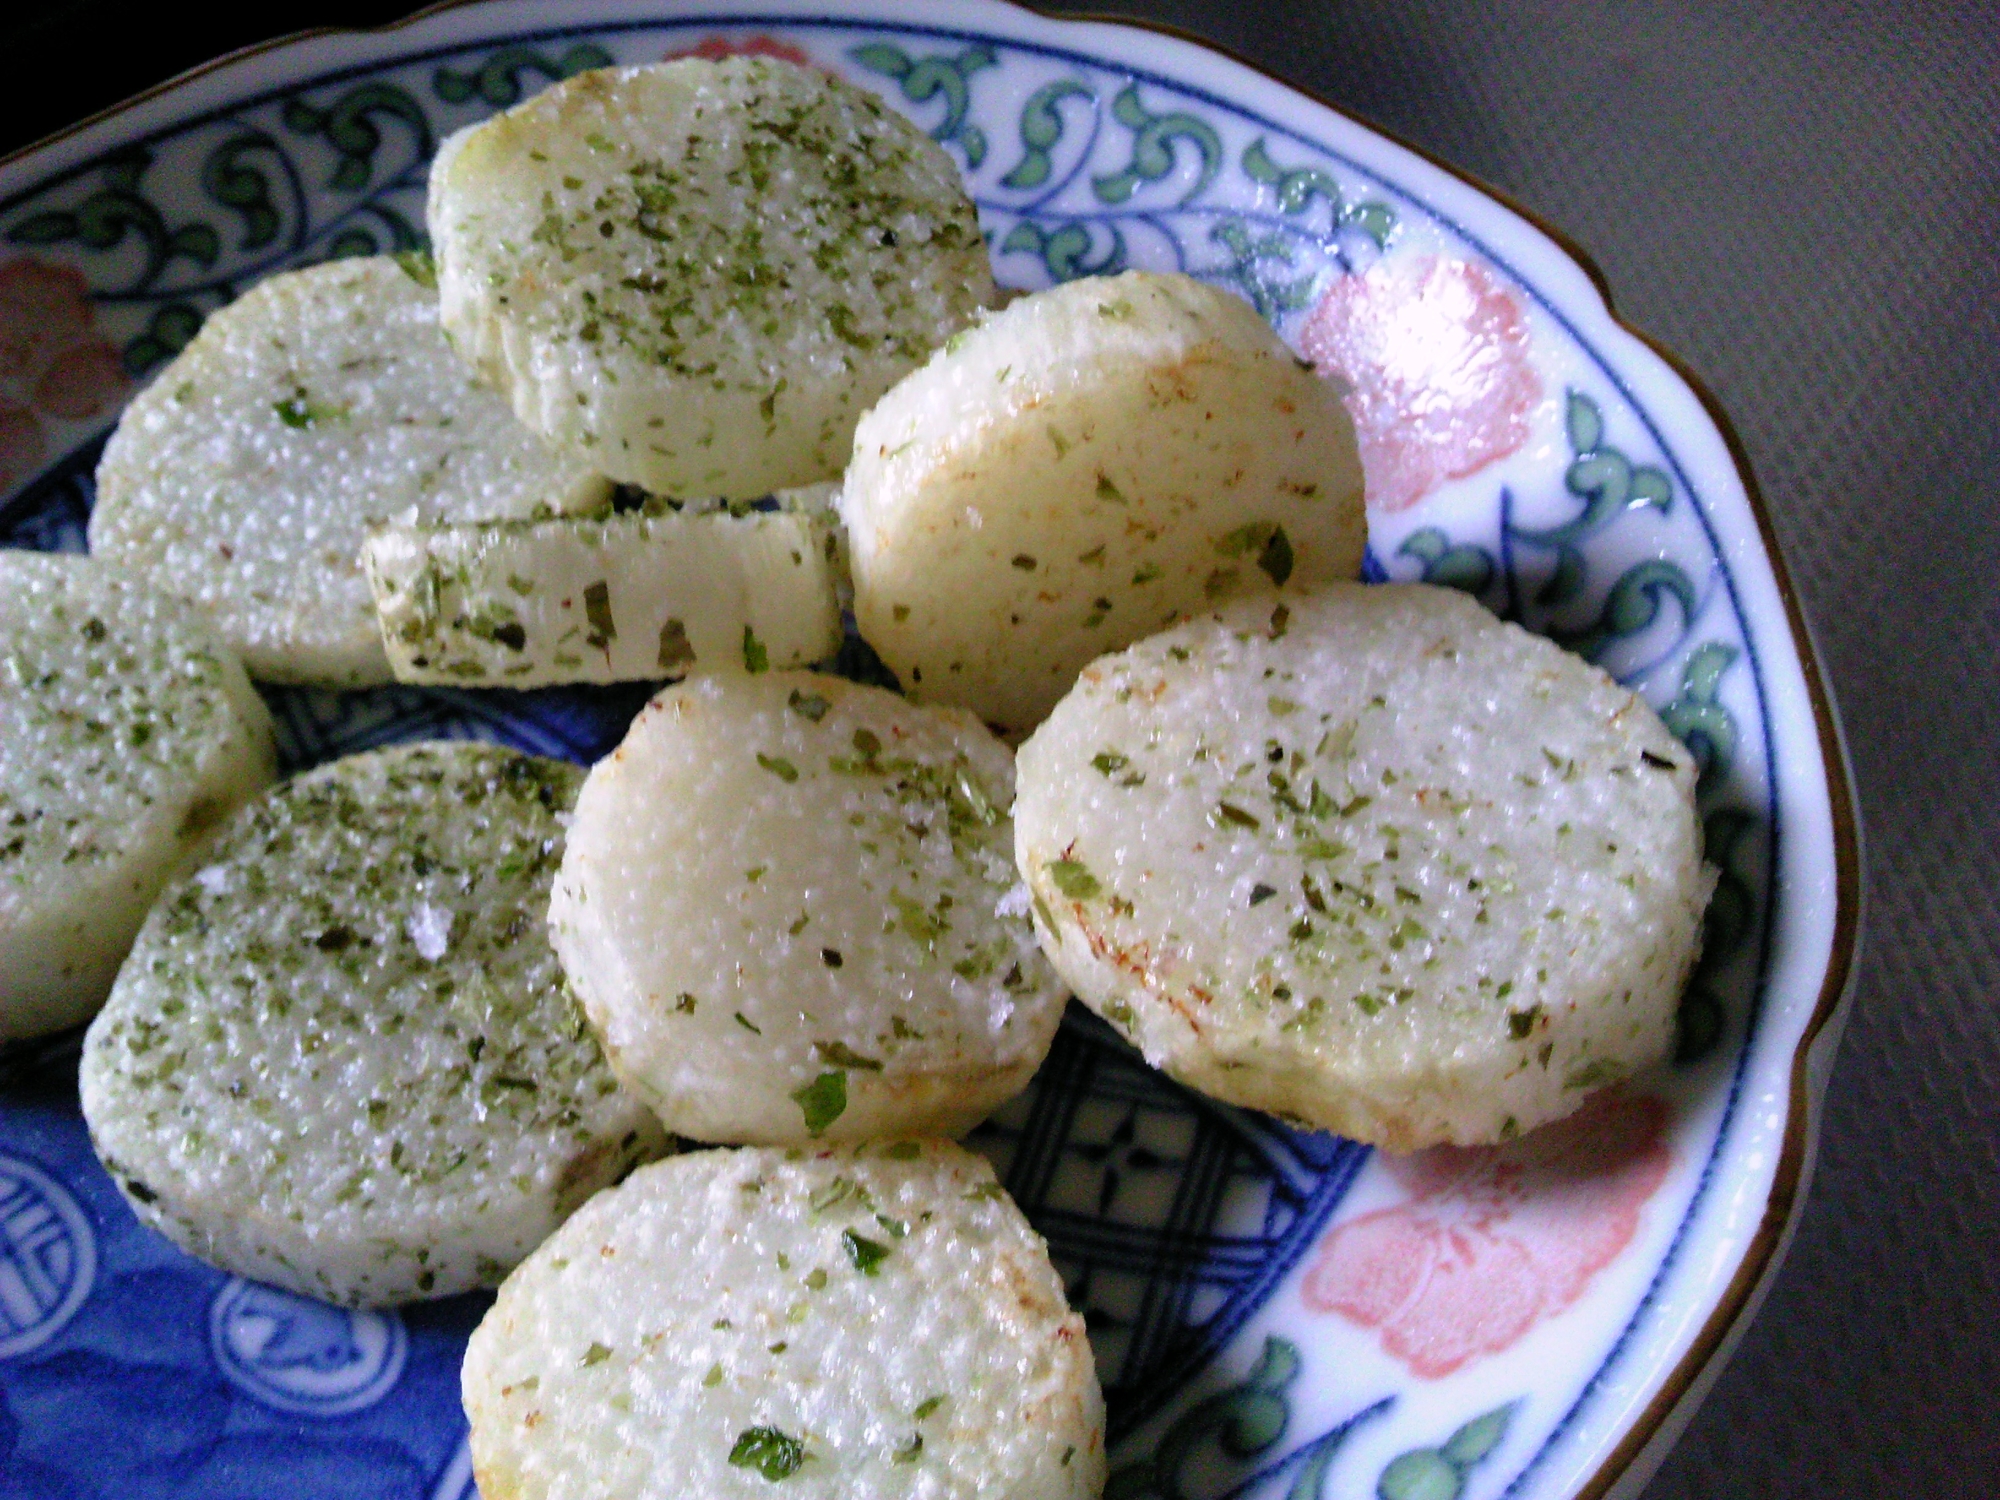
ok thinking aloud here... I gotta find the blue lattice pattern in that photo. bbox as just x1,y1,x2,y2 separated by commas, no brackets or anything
972,1009,1369,1437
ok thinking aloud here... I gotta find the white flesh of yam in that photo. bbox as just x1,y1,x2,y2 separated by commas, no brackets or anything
462,1142,1105,1500
1013,583,1712,1150
841,270,1365,732
549,671,1065,1145
0,552,275,1038
89,256,608,687
79,741,668,1307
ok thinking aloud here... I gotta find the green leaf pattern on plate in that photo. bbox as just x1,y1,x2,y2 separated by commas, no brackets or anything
848,41,998,167
1106,1335,1394,1500
1002,79,1095,189
1377,1402,1516,1500
1092,83,1223,205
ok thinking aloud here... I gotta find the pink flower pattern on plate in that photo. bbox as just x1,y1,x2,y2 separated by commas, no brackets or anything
0,256,126,494
1300,255,1541,514
1301,1091,1673,1379
662,34,821,71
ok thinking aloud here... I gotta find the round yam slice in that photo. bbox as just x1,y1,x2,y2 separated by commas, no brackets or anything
79,741,668,1307
549,671,1065,1145
1013,583,1712,1150
0,552,275,1039
90,256,609,687
841,270,1365,732
428,57,995,498
462,1141,1105,1500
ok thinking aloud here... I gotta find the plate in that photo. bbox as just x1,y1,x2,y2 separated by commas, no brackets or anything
0,3,1858,1497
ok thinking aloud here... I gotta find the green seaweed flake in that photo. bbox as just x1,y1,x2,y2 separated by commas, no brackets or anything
1046,859,1100,900
729,1426,806,1481
791,1070,847,1135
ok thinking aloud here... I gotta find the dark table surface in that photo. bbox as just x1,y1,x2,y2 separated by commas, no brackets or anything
6,2,1996,1495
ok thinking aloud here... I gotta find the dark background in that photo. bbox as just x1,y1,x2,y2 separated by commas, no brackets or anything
6,1,1995,1494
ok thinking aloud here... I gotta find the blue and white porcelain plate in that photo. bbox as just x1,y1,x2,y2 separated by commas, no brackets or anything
0,4,1858,1498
